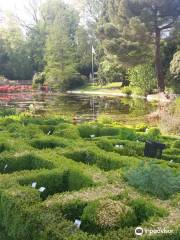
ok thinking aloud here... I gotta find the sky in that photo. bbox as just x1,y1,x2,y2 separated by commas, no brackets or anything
0,0,78,22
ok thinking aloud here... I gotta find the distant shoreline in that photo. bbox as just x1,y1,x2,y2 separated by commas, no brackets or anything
67,90,178,102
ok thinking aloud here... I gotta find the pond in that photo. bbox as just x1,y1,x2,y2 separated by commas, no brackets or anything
0,92,158,125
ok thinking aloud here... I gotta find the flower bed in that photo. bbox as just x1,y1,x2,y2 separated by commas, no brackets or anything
0,85,32,93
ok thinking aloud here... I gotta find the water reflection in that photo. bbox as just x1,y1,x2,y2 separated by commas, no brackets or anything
0,92,157,124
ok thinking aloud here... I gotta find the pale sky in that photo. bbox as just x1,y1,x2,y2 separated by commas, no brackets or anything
0,0,77,21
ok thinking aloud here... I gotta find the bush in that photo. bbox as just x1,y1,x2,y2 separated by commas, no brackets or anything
129,198,166,225
121,86,132,96
78,124,136,140
126,162,180,199
54,126,80,139
32,72,46,88
170,51,180,93
0,108,16,117
173,140,180,148
128,64,156,95
7,122,42,139
0,142,9,153
0,153,54,174
96,138,144,157
64,146,139,171
31,137,68,149
81,199,136,233
18,169,94,200
0,187,73,240
61,73,87,91
97,58,128,85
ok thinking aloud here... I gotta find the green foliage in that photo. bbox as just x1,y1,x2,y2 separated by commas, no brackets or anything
18,169,94,200
61,73,87,91
32,72,46,87
81,199,136,233
126,162,180,199
31,136,68,149
78,124,136,140
97,57,127,85
0,108,16,117
64,146,139,171
129,198,167,225
0,153,54,174
96,138,144,157
0,20,34,80
121,86,132,96
170,51,180,93
0,115,179,238
128,64,156,95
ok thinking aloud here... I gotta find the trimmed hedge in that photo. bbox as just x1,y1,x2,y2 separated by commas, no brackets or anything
18,169,94,200
95,138,144,157
78,124,137,140
81,199,136,234
31,137,69,149
0,153,54,174
64,146,140,171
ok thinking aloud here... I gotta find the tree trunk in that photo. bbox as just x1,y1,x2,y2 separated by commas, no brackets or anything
155,28,165,92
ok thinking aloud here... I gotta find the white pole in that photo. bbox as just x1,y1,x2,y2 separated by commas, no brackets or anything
92,47,94,88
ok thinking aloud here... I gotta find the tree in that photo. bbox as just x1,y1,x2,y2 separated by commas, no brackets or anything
43,0,79,87
0,16,33,80
170,51,180,93
97,0,180,91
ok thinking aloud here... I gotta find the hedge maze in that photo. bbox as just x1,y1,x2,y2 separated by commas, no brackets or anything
0,116,179,240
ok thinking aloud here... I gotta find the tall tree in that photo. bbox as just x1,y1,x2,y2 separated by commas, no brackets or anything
43,0,79,86
97,0,180,91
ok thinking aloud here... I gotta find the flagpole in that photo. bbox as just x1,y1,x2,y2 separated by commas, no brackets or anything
92,46,94,88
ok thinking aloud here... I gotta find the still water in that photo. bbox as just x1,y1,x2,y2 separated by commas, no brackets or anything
0,92,157,125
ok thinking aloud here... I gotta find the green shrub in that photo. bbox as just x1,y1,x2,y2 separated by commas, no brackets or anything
81,199,136,233
64,147,139,171
164,148,180,155
58,200,87,221
0,108,16,117
0,143,9,153
18,169,94,200
97,58,127,85
78,124,137,140
147,128,161,137
121,86,132,96
0,187,73,240
0,153,54,174
129,198,166,225
128,64,156,95
39,125,56,135
162,154,180,164
54,126,80,139
173,140,180,148
126,162,180,199
7,123,42,139
142,231,180,240
31,137,68,149
61,73,87,91
0,187,41,240
32,72,46,87
170,51,180,93
96,138,144,157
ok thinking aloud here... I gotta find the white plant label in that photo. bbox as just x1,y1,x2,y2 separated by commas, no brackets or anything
74,219,81,229
39,187,46,192
32,182,37,188
4,164,8,170
90,135,95,138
